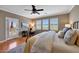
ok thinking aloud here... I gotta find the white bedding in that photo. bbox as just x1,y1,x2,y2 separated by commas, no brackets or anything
30,31,79,53
52,37,79,53
31,31,56,53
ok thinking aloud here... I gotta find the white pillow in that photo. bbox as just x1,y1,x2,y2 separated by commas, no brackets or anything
58,30,64,38
64,29,77,45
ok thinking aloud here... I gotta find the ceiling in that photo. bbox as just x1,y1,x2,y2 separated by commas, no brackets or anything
0,5,74,19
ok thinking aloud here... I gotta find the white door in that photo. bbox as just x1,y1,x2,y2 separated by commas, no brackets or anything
5,17,19,40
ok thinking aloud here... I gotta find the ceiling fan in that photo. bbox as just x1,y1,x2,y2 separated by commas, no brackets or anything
24,5,44,15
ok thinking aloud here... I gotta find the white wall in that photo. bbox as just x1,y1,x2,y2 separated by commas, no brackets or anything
69,5,79,24
0,14,5,41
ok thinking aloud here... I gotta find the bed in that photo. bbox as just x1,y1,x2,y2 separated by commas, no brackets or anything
24,21,79,53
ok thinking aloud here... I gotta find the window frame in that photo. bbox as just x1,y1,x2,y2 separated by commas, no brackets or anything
50,17,58,31
42,19,49,30
35,17,58,31
35,19,42,30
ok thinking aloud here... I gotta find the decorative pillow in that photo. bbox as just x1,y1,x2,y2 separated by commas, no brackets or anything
76,36,79,46
76,30,79,46
58,30,64,38
63,27,72,35
64,29,77,45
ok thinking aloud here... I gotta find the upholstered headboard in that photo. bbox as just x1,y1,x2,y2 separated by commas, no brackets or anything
73,21,79,29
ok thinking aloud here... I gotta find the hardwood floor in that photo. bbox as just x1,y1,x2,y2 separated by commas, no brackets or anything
0,37,27,53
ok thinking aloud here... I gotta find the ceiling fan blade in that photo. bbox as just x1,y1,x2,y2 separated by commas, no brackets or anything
32,5,36,9
24,9,32,11
36,11,40,15
36,9,44,11
31,11,40,15
32,5,35,7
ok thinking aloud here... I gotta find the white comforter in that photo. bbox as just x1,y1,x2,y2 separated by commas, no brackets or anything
30,31,79,53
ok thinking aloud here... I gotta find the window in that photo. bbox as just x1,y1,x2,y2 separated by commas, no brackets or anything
35,17,58,31
36,20,41,30
50,18,58,31
42,19,49,30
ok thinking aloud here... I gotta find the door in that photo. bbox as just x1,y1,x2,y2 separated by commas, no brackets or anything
5,17,19,40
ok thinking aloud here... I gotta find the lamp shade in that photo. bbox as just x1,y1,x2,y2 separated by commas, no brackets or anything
65,24,71,28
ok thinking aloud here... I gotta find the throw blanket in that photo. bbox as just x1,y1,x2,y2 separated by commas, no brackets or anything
24,31,50,53
30,31,57,53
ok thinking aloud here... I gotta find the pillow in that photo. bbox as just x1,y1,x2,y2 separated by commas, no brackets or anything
58,30,64,38
76,30,79,46
76,36,79,46
63,27,72,34
64,29,77,45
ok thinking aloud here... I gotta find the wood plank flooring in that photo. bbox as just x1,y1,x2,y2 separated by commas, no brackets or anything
0,37,27,53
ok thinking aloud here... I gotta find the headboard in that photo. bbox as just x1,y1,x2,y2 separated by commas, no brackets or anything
73,21,79,29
